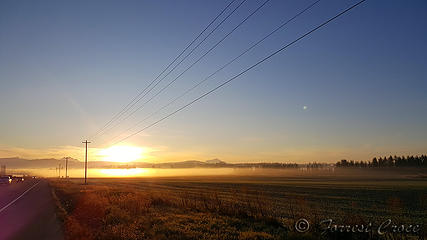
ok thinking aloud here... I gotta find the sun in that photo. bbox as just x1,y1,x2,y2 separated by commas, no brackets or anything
98,145,145,163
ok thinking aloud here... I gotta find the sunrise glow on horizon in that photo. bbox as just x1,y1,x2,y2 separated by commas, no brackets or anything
97,145,146,163
98,168,150,177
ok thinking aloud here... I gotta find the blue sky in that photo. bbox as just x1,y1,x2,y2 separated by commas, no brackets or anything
0,0,426,163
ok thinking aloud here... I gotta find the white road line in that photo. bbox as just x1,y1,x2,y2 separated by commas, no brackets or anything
0,181,41,214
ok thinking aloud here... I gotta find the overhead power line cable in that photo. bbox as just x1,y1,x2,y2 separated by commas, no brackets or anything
101,0,270,137
106,0,321,145
94,0,248,139
112,0,367,145
88,0,238,140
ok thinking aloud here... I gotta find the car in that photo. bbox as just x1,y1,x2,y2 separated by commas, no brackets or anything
12,175,24,183
0,176,12,184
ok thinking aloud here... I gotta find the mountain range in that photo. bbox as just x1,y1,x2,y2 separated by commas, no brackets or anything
0,157,301,170
0,157,227,169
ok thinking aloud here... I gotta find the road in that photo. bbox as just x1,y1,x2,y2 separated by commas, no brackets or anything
0,179,63,240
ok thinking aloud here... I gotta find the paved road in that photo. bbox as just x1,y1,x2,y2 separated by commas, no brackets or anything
0,179,63,240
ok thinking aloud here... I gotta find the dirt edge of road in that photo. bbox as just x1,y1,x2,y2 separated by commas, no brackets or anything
49,181,67,225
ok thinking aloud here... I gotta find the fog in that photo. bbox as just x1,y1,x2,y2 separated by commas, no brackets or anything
7,167,425,180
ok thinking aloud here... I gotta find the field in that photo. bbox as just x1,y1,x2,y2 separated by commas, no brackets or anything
49,168,426,240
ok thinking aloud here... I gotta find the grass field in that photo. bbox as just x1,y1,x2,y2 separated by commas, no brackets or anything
49,168,426,240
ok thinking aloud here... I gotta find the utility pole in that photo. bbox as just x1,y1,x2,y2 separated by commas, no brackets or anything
82,140,91,184
58,164,62,178
65,157,69,178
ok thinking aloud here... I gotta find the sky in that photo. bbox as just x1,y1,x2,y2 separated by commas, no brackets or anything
0,0,426,163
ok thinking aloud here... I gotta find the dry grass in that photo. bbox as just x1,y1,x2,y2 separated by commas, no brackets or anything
49,174,426,240
50,181,288,240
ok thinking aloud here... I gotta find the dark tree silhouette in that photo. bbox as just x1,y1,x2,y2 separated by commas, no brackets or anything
336,155,426,168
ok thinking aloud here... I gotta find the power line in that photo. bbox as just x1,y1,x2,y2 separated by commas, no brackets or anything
94,0,248,140
113,0,367,145
89,0,238,140
117,0,248,118
106,0,321,145
100,0,270,138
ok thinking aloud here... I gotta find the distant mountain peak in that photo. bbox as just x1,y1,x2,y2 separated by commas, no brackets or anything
206,159,225,164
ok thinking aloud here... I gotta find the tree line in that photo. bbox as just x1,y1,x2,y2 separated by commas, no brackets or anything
336,155,427,168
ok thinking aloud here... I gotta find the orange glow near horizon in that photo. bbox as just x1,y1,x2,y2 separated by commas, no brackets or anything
98,168,150,177
97,145,145,163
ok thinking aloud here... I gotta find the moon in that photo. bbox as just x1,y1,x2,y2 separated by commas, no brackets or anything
303,106,308,110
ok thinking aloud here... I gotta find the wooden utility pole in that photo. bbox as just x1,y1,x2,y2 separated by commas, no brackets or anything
82,140,91,184
65,157,69,178
58,164,62,178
